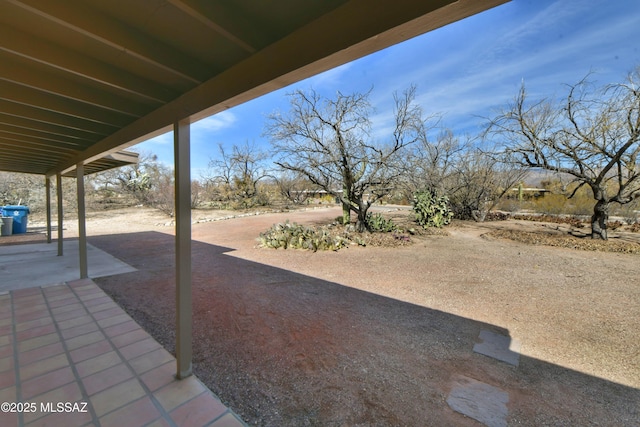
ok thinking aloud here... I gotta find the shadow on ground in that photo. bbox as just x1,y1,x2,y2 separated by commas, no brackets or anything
89,231,639,427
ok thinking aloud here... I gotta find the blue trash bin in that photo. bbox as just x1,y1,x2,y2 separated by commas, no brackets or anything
2,205,30,234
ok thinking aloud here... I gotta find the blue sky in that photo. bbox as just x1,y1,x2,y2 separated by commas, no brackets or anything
137,0,640,178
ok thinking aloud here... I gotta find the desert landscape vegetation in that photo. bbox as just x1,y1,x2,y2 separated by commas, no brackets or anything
2,69,640,426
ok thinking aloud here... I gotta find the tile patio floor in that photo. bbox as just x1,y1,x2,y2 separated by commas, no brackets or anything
0,278,246,427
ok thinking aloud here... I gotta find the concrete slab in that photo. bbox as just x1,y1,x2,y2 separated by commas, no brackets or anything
473,329,521,367
447,375,509,427
0,241,136,292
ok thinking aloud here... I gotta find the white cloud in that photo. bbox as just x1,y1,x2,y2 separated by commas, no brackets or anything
193,111,237,132
303,62,354,87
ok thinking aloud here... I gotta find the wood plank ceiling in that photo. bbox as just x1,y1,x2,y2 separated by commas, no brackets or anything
0,0,508,177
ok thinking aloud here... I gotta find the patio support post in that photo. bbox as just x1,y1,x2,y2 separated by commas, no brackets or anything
174,118,192,379
45,176,52,244
76,163,88,279
57,173,64,256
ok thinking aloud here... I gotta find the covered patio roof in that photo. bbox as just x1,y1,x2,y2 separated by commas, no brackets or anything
61,151,139,178
1,0,507,175
0,0,509,380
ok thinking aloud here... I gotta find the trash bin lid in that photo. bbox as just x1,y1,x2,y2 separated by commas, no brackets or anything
3,205,30,213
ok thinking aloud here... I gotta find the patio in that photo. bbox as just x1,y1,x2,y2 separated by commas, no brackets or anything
0,2,510,425
0,277,246,427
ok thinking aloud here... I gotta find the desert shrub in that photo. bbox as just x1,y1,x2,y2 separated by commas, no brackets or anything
413,190,453,228
608,220,624,230
616,201,640,225
533,193,568,215
515,214,586,228
258,221,349,251
365,213,396,232
484,212,511,221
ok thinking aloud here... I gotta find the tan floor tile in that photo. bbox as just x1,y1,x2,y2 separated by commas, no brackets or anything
170,391,228,427
16,323,56,341
69,339,112,363
67,278,95,289
84,296,117,308
144,418,173,427
78,289,104,303
25,409,93,427
65,331,105,351
129,348,174,375
15,317,52,333
90,304,122,317
53,307,88,322
103,320,140,338
87,298,122,316
97,314,131,329
51,302,84,314
43,291,74,302
119,337,161,360
0,384,16,402
48,297,81,309
14,307,49,323
139,361,176,392
0,343,12,359
0,324,11,336
90,377,146,417
210,412,246,427
12,287,41,297
0,410,19,427
0,355,14,373
18,332,59,353
110,329,149,349
22,382,84,424
75,351,122,378
154,376,207,412
19,353,69,381
0,368,15,389
19,342,64,366
60,322,100,340
21,366,75,399
56,315,93,331
98,396,161,427
83,363,134,396
13,294,44,305
13,301,45,311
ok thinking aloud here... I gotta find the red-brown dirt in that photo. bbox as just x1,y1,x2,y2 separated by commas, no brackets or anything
74,207,638,426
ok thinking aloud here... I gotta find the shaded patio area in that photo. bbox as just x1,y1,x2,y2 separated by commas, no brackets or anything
0,278,245,427
0,240,136,292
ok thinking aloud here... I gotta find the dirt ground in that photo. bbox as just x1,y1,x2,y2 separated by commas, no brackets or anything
55,206,639,426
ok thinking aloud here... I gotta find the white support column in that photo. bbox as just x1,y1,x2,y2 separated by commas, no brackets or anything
174,118,192,379
76,163,88,279
57,173,64,256
45,176,52,244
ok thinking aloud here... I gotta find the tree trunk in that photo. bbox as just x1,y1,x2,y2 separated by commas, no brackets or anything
591,199,609,240
355,200,370,232
355,209,367,232
342,201,350,225
342,184,351,225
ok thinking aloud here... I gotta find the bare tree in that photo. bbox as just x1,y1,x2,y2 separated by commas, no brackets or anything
487,70,640,239
92,150,176,216
205,141,271,208
400,130,526,221
265,86,424,231
446,147,526,221
399,128,464,200
273,170,320,205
